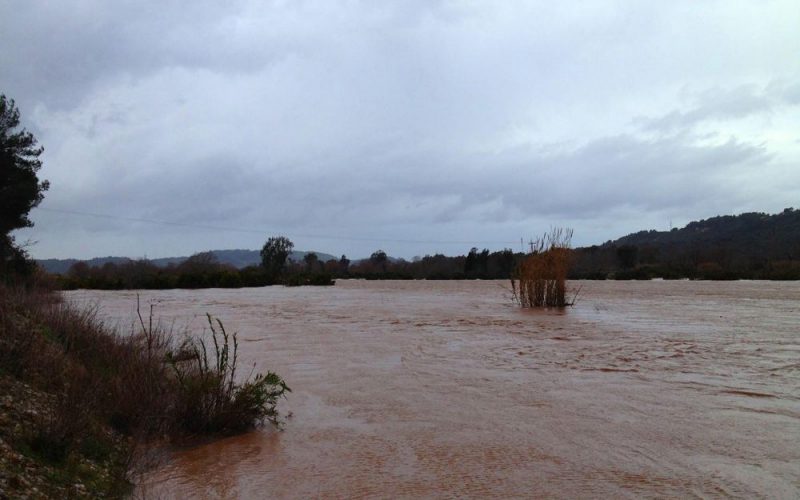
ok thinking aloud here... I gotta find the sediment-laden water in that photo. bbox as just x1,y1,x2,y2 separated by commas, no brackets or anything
66,280,800,498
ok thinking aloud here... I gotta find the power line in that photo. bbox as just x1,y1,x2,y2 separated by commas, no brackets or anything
37,207,520,246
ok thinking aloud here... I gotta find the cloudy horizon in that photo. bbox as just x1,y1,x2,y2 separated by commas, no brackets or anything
3,1,799,260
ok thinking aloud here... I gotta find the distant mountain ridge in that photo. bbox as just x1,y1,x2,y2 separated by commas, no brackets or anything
38,249,337,274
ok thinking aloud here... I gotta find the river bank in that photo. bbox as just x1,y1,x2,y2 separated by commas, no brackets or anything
0,283,289,498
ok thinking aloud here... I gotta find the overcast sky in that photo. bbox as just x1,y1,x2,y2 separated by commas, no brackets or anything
3,1,799,260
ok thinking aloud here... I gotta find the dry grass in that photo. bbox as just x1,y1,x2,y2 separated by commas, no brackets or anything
511,227,575,308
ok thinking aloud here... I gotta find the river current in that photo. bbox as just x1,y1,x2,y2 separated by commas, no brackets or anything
66,280,800,498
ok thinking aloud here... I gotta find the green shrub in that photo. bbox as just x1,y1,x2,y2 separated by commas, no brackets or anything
168,314,290,434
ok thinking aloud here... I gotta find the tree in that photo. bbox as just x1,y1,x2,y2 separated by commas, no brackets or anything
339,254,350,274
303,252,319,271
616,244,639,269
464,247,479,276
493,249,516,278
260,236,294,280
1,95,49,274
370,249,388,273
178,251,220,274
464,247,490,278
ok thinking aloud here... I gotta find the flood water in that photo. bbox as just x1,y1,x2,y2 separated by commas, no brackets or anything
67,280,800,498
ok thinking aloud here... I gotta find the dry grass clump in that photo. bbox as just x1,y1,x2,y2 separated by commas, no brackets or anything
512,227,575,308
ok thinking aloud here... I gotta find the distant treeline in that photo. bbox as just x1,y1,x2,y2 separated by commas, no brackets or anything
54,208,800,289
56,248,521,290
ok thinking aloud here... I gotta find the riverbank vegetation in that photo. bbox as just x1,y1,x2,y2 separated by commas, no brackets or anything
0,277,290,496
57,248,337,290
53,247,519,290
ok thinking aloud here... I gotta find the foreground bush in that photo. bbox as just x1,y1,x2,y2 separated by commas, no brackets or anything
0,283,290,494
169,314,290,434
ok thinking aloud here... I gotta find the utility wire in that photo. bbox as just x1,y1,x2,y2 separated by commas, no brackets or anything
37,207,520,246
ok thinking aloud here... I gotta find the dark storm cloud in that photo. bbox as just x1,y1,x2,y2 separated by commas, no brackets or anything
3,1,799,258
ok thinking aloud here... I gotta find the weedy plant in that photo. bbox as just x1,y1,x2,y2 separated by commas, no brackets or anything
512,227,576,308
167,313,291,434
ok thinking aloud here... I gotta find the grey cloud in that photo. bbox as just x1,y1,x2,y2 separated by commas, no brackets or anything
774,81,800,104
1,1,462,112
1,1,309,110
636,82,800,133
4,1,800,259
391,133,772,224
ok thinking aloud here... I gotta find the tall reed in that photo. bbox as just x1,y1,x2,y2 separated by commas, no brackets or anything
511,227,574,308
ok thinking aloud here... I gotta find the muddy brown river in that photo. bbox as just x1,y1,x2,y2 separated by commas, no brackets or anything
67,280,800,499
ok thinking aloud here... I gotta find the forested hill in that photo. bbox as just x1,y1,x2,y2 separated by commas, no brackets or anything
573,208,800,279
613,208,799,255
